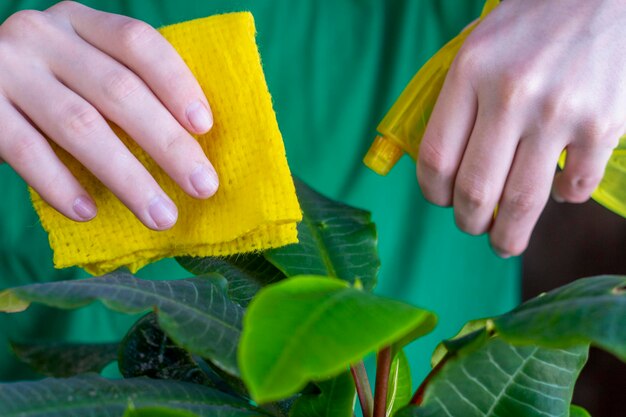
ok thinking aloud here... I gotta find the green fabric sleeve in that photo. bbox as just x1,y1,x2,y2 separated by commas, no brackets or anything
0,0,519,384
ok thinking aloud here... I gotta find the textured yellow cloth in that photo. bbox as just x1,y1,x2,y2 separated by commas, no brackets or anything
30,12,302,275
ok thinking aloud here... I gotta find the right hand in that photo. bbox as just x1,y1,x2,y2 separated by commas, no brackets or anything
0,1,219,230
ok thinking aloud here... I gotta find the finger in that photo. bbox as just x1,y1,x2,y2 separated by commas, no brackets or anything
5,71,178,231
0,97,96,221
49,31,218,199
51,1,213,135
490,138,563,257
453,109,519,235
418,52,478,206
552,145,613,203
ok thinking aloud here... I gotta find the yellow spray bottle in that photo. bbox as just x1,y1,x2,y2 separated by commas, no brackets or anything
363,0,626,219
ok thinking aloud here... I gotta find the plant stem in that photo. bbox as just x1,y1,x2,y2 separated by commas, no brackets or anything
410,353,450,406
373,347,392,417
350,362,373,417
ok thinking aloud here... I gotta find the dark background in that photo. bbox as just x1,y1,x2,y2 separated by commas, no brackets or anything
523,198,626,416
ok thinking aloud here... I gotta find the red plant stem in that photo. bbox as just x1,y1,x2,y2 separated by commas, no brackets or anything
373,347,392,417
410,354,450,406
350,362,373,417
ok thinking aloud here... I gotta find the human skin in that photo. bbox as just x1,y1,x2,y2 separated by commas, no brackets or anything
418,0,626,257
0,1,218,231
0,1,623,256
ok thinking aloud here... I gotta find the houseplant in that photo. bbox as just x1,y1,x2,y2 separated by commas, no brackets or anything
0,178,623,417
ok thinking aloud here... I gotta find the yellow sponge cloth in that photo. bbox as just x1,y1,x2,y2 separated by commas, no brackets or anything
30,12,302,276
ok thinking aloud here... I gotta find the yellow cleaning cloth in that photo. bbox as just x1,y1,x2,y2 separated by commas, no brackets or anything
30,12,302,275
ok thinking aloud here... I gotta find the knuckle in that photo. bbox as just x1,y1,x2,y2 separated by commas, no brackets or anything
539,93,570,126
159,129,188,155
497,68,537,111
558,175,599,202
60,103,101,138
453,43,482,77
502,189,537,220
567,175,601,191
102,69,143,103
577,117,612,147
119,19,157,51
455,175,492,210
48,1,79,12
1,10,49,37
418,141,452,177
7,135,40,166
498,77,525,110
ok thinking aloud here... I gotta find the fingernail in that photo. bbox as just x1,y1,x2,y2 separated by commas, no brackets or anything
186,101,213,133
190,165,219,197
148,196,178,230
73,196,97,221
496,251,511,259
551,189,565,203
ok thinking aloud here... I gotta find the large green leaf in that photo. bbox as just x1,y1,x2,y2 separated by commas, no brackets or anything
176,255,285,306
387,350,412,417
239,275,436,403
265,179,380,291
494,276,626,361
0,375,266,417
0,271,243,375
397,338,588,417
11,341,118,377
119,313,215,387
289,371,355,417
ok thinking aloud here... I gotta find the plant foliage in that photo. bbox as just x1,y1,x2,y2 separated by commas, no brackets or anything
0,180,624,416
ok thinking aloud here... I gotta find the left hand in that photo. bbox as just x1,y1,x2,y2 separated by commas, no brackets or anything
417,0,626,257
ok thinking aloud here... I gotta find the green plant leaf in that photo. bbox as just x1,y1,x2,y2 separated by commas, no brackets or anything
120,313,246,399
430,320,489,368
176,254,285,306
0,375,266,417
0,271,243,376
387,350,412,417
124,405,201,417
10,341,118,377
494,275,626,361
265,179,380,291
119,313,215,386
239,275,436,403
569,405,591,417
397,338,588,417
289,371,355,417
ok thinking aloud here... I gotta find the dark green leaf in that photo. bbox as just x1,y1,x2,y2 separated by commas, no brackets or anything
494,276,626,361
0,271,243,375
399,338,588,417
569,405,591,417
176,255,285,306
265,179,380,291
0,375,266,417
289,371,355,417
430,320,489,368
239,275,436,403
387,350,412,417
119,313,214,386
124,406,201,417
10,341,118,377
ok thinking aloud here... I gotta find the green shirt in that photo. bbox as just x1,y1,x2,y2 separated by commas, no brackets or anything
0,0,519,384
